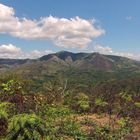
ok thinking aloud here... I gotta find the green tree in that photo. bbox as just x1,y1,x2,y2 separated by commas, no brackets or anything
118,91,133,117
72,92,90,113
94,98,108,114
0,80,24,113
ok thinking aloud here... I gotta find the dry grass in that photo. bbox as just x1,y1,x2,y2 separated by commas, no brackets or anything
76,113,140,137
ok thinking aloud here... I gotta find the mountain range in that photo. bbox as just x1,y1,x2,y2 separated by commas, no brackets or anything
1,51,140,71
1,51,140,92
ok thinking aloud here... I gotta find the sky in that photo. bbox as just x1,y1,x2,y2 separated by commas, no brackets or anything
0,0,140,59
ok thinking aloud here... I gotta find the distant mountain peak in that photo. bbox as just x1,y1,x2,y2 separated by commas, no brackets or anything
56,50,73,54
39,51,140,70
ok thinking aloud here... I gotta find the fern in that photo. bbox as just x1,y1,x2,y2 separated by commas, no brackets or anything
6,114,46,140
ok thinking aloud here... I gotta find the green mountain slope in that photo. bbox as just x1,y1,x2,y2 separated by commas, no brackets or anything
1,51,140,92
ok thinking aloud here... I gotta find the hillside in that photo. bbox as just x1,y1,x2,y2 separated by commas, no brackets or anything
0,51,140,93
1,51,140,71
39,51,140,70
1,51,140,79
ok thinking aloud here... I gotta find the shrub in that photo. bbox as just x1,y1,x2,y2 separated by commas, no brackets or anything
6,114,46,140
0,102,12,136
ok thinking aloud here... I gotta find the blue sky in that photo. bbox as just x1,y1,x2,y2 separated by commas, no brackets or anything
0,0,140,59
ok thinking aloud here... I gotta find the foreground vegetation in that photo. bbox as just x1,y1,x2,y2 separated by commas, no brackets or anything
0,75,139,140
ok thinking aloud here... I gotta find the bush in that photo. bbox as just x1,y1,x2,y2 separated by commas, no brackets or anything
0,102,12,136
6,114,46,140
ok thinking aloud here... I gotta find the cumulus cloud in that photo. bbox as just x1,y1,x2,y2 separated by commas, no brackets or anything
0,43,140,60
0,3,105,49
0,44,53,59
93,44,113,54
93,44,140,60
0,44,22,58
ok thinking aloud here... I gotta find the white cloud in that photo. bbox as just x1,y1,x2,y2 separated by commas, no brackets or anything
0,43,140,61
0,3,105,49
93,44,113,54
0,44,22,58
93,44,140,60
0,44,53,59
23,49,54,59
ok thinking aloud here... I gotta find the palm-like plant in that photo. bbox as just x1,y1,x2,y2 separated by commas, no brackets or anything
6,114,46,140
0,102,11,136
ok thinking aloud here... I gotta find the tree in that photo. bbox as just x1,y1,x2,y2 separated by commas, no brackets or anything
0,80,24,113
43,79,67,105
94,98,108,114
72,92,90,113
118,91,133,117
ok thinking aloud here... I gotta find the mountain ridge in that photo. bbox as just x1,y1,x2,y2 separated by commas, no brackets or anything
0,51,140,71
1,51,140,93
